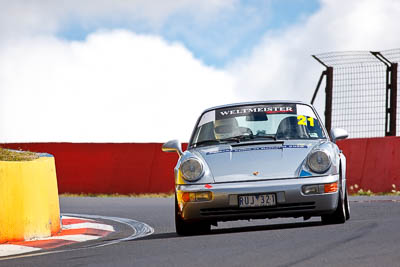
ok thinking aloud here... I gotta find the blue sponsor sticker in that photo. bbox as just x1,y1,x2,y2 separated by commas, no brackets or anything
300,170,312,177
283,145,309,149
206,144,308,155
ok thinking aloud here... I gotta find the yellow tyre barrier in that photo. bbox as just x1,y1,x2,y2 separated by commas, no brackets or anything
0,155,61,243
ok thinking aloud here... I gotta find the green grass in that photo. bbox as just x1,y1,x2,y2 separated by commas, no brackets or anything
61,185,400,198
0,148,39,161
349,184,400,196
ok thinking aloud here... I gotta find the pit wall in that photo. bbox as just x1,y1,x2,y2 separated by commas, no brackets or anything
2,138,399,194
337,136,400,193
1,143,187,194
0,155,61,243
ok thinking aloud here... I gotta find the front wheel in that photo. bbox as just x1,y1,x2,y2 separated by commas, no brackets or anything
175,196,210,236
344,188,351,220
321,189,347,224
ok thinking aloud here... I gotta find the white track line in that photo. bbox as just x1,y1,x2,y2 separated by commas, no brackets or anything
0,214,154,260
38,234,102,242
62,222,114,232
0,217,113,258
0,245,41,257
62,213,154,248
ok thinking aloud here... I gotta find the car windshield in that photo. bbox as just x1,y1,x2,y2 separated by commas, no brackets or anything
191,103,326,147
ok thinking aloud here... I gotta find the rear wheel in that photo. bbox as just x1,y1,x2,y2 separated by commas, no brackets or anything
175,196,210,236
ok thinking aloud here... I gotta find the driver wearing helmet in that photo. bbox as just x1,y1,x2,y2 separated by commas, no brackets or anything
214,118,240,139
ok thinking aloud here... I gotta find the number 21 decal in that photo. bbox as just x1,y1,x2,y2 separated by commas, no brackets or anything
297,115,314,126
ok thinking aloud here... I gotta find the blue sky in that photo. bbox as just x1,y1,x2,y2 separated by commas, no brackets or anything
59,0,320,67
1,0,399,142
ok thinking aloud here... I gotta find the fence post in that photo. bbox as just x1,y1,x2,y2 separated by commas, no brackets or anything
371,51,397,136
325,67,333,134
311,70,326,105
389,63,398,136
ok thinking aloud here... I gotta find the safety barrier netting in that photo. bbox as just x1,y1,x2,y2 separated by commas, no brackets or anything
313,49,399,138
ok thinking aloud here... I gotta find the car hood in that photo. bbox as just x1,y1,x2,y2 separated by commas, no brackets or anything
196,140,323,183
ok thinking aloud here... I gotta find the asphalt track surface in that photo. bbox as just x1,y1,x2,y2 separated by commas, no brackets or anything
2,196,400,267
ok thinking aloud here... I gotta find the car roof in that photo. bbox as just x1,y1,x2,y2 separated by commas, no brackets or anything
201,100,312,113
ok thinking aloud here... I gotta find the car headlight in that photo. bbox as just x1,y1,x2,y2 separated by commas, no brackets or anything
307,150,331,173
180,158,204,181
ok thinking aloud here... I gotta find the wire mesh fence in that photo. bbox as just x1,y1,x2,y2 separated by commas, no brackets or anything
313,49,399,138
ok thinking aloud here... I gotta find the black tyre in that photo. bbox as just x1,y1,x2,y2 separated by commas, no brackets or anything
344,188,351,220
321,188,346,224
175,196,210,236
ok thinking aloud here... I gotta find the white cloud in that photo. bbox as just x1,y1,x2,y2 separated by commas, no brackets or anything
1,0,400,142
0,30,237,142
0,0,236,40
228,0,400,118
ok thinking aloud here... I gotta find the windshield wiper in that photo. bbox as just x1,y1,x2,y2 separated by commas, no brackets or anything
192,139,222,147
220,134,255,143
193,134,257,147
253,135,277,141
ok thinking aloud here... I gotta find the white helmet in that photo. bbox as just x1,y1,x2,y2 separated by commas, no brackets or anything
214,118,240,139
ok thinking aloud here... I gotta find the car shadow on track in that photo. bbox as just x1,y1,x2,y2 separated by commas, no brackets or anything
142,221,324,241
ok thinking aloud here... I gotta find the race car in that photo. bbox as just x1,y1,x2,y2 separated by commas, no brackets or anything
162,101,350,235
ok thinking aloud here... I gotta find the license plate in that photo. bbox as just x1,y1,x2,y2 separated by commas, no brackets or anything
238,194,276,208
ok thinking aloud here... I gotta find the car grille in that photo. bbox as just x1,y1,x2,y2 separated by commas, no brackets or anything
200,202,316,217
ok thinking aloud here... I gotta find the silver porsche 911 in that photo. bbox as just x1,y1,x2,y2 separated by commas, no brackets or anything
163,101,350,235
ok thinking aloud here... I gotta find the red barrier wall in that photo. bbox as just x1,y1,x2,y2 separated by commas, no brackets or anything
1,143,186,194
2,138,400,194
337,137,400,193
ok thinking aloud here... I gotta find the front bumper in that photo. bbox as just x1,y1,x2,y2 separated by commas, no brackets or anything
176,174,339,222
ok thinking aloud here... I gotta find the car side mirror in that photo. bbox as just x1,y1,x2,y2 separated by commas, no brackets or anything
330,128,348,143
162,140,183,156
